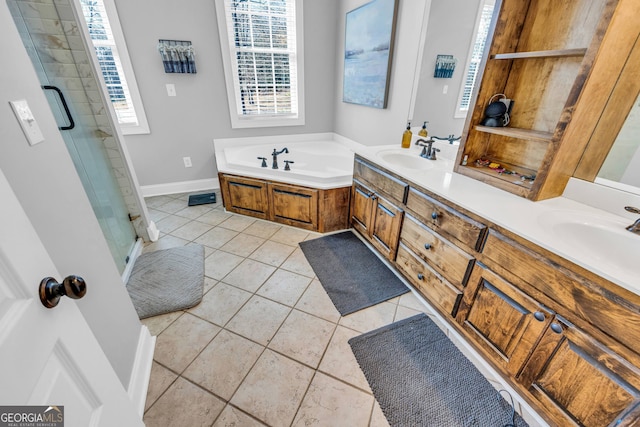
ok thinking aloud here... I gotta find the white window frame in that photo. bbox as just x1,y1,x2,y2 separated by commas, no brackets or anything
215,0,305,129
455,0,495,119
76,0,150,135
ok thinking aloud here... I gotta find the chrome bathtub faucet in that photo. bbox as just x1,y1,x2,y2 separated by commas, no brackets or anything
271,147,289,169
625,206,640,233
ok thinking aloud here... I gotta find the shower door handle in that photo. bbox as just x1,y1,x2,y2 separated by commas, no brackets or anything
42,85,75,130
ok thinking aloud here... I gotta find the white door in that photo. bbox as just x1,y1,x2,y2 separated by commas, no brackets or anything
0,168,143,427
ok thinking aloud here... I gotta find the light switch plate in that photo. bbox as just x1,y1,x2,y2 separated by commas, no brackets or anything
9,99,45,146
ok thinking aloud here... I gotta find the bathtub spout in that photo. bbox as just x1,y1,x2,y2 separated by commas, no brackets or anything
271,147,289,169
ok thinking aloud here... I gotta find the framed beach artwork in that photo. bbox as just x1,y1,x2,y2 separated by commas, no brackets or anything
343,0,398,109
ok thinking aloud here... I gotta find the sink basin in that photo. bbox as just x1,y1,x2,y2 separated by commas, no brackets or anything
376,149,434,170
537,210,640,283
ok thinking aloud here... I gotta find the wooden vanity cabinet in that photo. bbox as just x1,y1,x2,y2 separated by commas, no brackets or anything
268,182,318,231
517,315,640,427
350,159,407,261
219,174,269,219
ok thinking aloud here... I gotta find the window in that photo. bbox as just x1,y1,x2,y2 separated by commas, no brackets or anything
80,0,149,134
215,0,304,128
455,0,495,118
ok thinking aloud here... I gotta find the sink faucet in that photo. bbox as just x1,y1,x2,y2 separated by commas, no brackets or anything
271,147,289,169
415,138,439,160
625,206,640,233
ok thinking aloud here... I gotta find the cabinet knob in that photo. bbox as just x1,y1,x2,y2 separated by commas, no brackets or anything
424,243,432,250
550,323,563,334
417,273,424,280
371,195,377,201
431,211,438,220
533,311,545,322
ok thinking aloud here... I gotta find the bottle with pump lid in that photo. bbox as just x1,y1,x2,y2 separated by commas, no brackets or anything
401,122,412,148
418,121,428,137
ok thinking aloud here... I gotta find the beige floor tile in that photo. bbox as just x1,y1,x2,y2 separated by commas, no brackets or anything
292,372,374,427
203,277,218,294
142,234,189,253
280,247,315,277
243,220,282,239
398,291,427,311
223,259,276,293
295,279,341,323
269,226,311,246
249,240,295,267
196,209,233,226
268,309,336,368
339,301,397,333
147,208,169,223
218,214,256,231
195,226,239,249
204,250,244,280
174,204,214,220
188,242,215,258
155,214,191,233
226,295,291,346
231,349,314,427
220,233,266,257
154,313,221,373
145,195,174,209
183,330,264,400
155,198,191,214
318,325,370,391
394,304,422,322
369,401,391,427
170,220,214,241
141,311,183,336
145,361,178,411
256,269,312,307
144,377,225,427
213,405,267,427
188,282,252,326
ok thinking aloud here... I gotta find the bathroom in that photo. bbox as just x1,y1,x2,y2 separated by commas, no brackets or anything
1,0,639,426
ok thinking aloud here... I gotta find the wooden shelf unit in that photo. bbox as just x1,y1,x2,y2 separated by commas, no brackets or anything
455,0,619,200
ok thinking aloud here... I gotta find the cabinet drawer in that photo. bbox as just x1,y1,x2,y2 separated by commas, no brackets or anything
395,244,462,317
268,182,318,230
482,229,640,357
400,215,474,289
220,174,269,219
353,158,408,203
405,188,487,251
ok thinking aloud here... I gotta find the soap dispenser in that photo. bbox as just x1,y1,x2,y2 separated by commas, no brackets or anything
418,121,429,137
401,122,412,148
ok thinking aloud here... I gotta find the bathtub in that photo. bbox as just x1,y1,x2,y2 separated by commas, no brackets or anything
213,133,359,189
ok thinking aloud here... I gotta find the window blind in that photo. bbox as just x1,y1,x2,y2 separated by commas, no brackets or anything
223,0,299,118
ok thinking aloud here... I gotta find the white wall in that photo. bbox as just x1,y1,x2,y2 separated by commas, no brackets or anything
0,2,144,388
114,0,339,187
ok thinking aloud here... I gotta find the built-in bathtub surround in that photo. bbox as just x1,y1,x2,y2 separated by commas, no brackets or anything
8,0,152,241
214,133,361,190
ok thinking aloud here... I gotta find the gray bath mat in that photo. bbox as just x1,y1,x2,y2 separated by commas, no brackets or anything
299,230,408,316
126,245,205,319
349,313,529,427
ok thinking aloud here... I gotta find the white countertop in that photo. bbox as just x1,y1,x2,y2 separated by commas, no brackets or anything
352,139,640,295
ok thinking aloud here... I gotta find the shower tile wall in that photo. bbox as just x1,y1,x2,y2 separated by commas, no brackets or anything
9,0,148,239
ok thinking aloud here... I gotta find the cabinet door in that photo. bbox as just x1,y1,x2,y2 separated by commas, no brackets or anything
370,193,403,260
268,182,318,230
350,180,375,236
221,174,269,219
456,262,552,376
518,316,640,427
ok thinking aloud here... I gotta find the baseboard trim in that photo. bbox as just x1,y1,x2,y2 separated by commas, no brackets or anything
140,178,220,198
128,325,156,416
121,238,144,284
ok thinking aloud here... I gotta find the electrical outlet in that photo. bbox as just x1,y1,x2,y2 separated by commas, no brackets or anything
443,85,448,94
166,84,176,97
183,157,192,168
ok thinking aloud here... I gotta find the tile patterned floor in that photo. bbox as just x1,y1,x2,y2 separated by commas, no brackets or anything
140,191,540,427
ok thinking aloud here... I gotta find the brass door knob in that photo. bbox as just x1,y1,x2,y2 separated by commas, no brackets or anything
39,275,87,308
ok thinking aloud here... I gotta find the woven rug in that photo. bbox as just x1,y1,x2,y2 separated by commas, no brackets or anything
126,245,205,319
349,313,529,426
299,230,409,316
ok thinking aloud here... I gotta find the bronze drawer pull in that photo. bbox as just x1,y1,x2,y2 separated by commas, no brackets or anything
431,211,438,220
424,243,432,250
550,323,563,334
417,273,424,280
533,311,545,322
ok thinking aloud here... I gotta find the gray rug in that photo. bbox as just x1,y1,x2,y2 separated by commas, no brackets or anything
126,245,205,319
299,230,409,316
349,313,529,427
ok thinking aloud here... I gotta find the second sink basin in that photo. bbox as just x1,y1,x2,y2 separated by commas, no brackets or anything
376,149,435,170
537,210,640,284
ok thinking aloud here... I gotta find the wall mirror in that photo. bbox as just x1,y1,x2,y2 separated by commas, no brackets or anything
574,35,640,196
